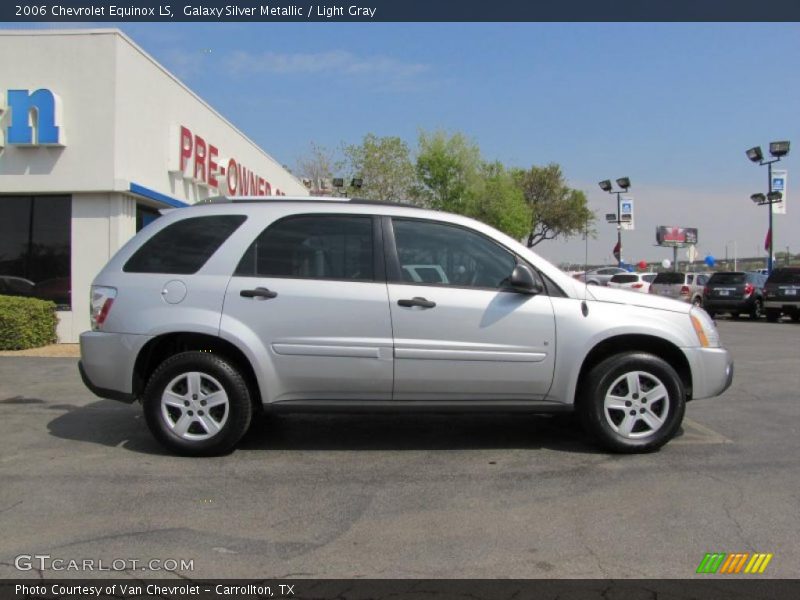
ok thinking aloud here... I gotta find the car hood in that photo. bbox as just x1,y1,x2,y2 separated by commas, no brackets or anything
584,284,691,314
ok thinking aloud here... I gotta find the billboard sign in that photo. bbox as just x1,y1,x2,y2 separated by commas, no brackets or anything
656,226,698,247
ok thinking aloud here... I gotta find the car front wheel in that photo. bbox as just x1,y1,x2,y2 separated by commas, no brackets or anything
578,352,685,453
143,351,253,456
750,299,763,320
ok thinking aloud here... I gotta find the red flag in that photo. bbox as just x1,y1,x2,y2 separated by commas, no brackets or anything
612,241,621,261
764,228,772,252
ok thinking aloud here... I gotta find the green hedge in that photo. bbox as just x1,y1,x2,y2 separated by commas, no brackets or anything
0,295,58,350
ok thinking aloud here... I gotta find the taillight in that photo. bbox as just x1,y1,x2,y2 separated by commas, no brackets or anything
744,283,754,296
703,286,710,296
632,283,643,289
680,285,690,296
90,286,117,331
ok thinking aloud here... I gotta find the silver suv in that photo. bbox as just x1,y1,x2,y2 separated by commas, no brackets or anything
79,197,733,456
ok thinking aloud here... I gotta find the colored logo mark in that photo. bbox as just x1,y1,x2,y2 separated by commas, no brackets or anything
696,552,773,574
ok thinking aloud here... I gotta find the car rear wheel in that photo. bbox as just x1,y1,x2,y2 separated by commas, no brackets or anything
765,309,780,323
143,351,253,456
578,352,685,453
791,310,800,323
692,296,703,307
750,299,763,320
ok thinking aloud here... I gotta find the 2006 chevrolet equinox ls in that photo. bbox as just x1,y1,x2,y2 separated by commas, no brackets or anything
79,196,733,455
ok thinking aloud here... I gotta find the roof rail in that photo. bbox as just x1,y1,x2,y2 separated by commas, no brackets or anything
197,195,424,209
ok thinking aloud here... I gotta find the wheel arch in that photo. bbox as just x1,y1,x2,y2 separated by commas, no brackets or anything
575,334,693,405
133,332,261,406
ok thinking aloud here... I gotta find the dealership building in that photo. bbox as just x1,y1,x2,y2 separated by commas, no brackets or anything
0,29,307,342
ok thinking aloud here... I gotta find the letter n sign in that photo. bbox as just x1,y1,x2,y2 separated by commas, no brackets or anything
2,89,65,147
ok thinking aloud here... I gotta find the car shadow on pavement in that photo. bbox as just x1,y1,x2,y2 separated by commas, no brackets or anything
46,400,169,455
46,401,611,455
239,412,603,454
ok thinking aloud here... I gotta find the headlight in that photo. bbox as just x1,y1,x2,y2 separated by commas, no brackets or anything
690,307,720,348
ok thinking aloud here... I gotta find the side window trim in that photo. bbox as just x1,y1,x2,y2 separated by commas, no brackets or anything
234,213,385,283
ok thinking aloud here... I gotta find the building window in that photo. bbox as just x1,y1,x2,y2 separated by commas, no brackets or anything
136,204,160,232
0,195,72,309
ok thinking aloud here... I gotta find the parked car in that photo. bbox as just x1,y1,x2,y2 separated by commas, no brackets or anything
79,197,733,456
575,267,629,286
763,267,800,323
703,271,767,320
608,273,657,294
649,271,710,306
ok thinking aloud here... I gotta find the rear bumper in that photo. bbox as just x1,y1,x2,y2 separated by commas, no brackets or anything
683,346,734,400
705,297,756,312
765,300,800,311
79,331,153,402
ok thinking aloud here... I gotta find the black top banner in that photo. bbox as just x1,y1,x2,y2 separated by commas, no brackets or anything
4,0,800,22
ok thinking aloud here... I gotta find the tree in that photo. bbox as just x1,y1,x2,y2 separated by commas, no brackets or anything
464,162,532,240
415,130,481,212
295,142,336,194
341,134,415,202
512,164,594,247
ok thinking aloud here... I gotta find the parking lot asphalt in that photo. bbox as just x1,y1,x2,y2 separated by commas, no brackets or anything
0,319,798,579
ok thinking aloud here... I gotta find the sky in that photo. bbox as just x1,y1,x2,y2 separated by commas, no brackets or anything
6,22,800,265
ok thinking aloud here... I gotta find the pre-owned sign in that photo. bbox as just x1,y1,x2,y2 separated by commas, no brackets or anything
170,125,284,196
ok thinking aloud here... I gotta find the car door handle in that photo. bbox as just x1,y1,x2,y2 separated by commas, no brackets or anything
240,287,278,299
398,297,436,309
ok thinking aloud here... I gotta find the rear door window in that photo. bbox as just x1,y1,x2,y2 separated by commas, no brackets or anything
236,215,375,281
124,215,246,274
653,272,685,285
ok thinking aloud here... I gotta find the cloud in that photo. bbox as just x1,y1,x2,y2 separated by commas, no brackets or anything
224,49,430,88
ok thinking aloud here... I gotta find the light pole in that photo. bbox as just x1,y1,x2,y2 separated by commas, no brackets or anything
598,177,631,267
746,141,790,274
724,239,738,271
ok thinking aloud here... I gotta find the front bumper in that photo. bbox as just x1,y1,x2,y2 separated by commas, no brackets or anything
79,331,153,402
683,346,734,400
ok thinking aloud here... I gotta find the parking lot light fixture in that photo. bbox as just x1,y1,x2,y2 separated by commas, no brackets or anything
769,141,790,158
767,191,783,203
599,177,632,267
746,140,790,273
746,146,764,163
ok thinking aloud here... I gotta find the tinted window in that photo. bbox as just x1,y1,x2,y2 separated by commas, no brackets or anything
392,219,517,289
653,272,685,284
767,268,800,285
236,215,374,281
124,215,246,274
610,274,638,284
642,274,657,283
696,274,709,285
710,273,745,285
0,195,71,308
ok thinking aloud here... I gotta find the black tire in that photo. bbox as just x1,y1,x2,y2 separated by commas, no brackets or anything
791,311,800,323
692,296,703,307
731,312,740,320
143,351,253,456
577,352,685,453
765,309,780,323
706,310,716,319
749,299,763,320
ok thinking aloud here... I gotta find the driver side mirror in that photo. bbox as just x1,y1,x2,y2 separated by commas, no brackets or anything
509,264,543,295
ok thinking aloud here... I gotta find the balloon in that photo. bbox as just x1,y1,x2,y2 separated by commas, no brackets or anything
662,259,671,269
626,264,635,272
704,255,716,267
637,260,647,269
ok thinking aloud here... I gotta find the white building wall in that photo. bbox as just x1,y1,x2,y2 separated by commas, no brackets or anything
0,29,307,344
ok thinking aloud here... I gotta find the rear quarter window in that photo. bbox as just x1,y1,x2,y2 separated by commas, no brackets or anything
767,269,800,285
124,215,246,274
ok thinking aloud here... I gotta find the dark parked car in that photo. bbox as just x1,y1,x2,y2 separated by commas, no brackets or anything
763,267,800,323
703,271,767,320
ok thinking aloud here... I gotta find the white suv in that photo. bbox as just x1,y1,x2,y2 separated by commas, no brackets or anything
79,197,733,456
